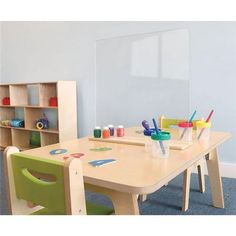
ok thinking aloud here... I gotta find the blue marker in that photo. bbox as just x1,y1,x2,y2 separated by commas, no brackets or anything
152,118,165,155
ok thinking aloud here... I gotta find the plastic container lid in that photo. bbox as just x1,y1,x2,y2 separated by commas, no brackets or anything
196,121,211,128
103,126,109,130
108,124,114,128
117,125,124,128
178,121,193,128
151,131,171,141
94,126,101,129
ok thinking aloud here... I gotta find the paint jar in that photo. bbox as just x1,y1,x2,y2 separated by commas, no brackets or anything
117,125,125,137
151,132,171,158
94,126,101,138
196,121,211,140
108,124,115,136
178,121,193,142
102,127,110,139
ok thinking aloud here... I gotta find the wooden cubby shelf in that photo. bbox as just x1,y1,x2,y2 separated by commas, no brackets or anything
0,81,77,151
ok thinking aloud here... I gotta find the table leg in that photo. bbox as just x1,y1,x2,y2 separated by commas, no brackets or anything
109,191,139,215
182,167,191,211
139,194,147,202
205,148,224,208
85,184,140,215
197,159,205,193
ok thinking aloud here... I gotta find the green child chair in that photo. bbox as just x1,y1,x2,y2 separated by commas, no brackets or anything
4,146,113,215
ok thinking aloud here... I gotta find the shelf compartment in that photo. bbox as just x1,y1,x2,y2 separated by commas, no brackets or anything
9,85,28,106
41,132,59,146
25,108,58,130
0,127,12,148
27,84,40,106
39,83,57,107
0,107,15,121
11,129,38,150
0,85,10,105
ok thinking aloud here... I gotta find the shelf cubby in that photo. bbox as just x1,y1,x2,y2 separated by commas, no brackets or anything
39,83,57,107
24,107,58,131
9,85,28,106
0,127,12,148
11,129,31,150
41,132,59,146
27,84,40,106
0,85,10,105
0,107,15,121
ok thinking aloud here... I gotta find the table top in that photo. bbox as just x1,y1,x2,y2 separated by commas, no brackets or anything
22,127,231,194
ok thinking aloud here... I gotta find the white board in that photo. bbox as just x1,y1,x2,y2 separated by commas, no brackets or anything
96,29,190,128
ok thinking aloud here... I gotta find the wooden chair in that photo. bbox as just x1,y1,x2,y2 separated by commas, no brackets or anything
159,115,205,211
4,146,113,215
140,116,205,211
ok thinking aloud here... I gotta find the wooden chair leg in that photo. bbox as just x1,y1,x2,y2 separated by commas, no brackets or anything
197,161,205,193
182,167,192,211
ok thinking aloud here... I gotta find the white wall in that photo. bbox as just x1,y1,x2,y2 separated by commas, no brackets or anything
1,21,236,166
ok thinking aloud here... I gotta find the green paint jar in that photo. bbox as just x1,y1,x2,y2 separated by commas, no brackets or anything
94,126,101,138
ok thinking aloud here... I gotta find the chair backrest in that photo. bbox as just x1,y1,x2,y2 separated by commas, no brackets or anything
4,146,86,215
158,115,198,130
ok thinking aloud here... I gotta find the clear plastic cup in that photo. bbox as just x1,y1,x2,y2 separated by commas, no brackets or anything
151,132,171,158
196,121,211,140
178,121,193,142
145,139,152,153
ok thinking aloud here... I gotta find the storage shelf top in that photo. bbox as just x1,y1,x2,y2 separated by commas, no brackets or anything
0,105,58,109
0,81,75,86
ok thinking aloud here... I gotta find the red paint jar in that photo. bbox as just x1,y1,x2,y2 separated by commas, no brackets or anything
117,125,125,137
102,127,110,139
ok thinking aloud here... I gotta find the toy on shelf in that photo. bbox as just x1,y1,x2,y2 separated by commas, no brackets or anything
1,120,11,127
10,119,25,128
49,97,58,107
30,131,41,147
35,113,49,130
2,97,10,105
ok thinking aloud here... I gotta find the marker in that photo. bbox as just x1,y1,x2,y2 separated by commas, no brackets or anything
152,118,165,155
180,110,197,140
198,109,214,139
142,120,150,130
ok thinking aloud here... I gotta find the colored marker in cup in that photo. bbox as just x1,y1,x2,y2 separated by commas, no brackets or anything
198,109,214,139
180,110,197,140
142,120,150,131
152,118,165,155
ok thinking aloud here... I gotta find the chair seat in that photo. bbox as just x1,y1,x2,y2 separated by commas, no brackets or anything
31,202,114,215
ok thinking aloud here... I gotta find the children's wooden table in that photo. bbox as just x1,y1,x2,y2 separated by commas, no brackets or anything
21,127,231,215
